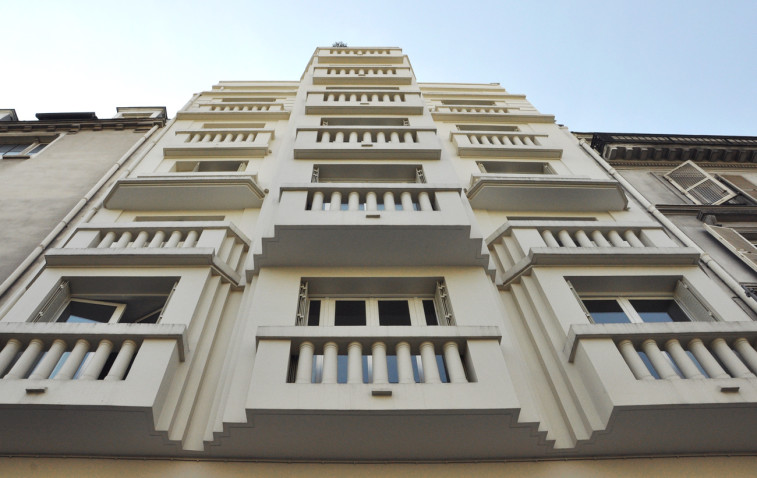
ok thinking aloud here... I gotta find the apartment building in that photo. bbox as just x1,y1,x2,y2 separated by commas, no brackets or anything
1,48,756,475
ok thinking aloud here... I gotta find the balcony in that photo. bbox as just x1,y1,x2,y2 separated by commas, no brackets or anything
0,321,184,454
176,101,290,120
249,185,490,274
103,175,265,210
163,129,274,158
226,325,551,460
467,174,628,212
451,131,562,158
433,105,554,123
305,90,424,115
293,127,441,160
488,220,700,286
317,47,404,64
563,321,757,455
45,222,250,286
312,66,413,85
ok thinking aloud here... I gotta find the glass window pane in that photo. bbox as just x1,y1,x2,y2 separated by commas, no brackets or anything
307,300,321,326
58,301,117,324
631,300,690,323
436,354,449,383
337,354,348,383
334,300,366,326
422,300,438,326
29,143,47,154
378,300,411,326
583,300,631,324
386,355,398,383
637,351,660,379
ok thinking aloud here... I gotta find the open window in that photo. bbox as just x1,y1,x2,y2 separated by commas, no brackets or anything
663,160,736,205
295,278,455,327
31,277,178,325
0,136,55,159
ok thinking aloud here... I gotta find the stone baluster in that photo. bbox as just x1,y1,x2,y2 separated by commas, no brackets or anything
607,230,628,247
29,339,67,380
363,131,372,143
400,192,414,211
320,131,331,143
4,339,44,379
617,340,654,380
734,338,757,374
311,191,325,211
321,342,338,384
372,342,388,384
403,131,414,143
624,230,645,248
148,230,166,248
443,342,467,383
329,191,342,211
165,231,183,248
522,136,535,145
390,131,400,143
383,191,396,211
295,342,315,384
539,230,559,248
131,231,150,249
103,340,137,381
501,135,513,145
469,135,480,145
641,339,680,379
334,131,344,143
348,131,358,143
418,192,433,211
420,342,441,384
688,338,729,378
512,136,524,145
366,192,378,211
79,340,114,380
557,230,577,247
347,342,363,384
348,191,360,211
114,231,132,248
664,339,705,379
182,230,199,248
376,131,386,143
0,339,22,376
396,342,414,383
54,339,90,380
711,338,755,378
98,231,117,248
591,230,611,247
574,230,594,247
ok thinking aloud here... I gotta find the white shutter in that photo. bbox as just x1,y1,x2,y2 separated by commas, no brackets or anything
663,160,736,205
31,281,70,323
705,224,757,273
566,280,593,322
674,280,715,322
296,281,308,326
434,281,456,326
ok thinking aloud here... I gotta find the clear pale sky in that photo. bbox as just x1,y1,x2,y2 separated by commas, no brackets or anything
3,0,756,135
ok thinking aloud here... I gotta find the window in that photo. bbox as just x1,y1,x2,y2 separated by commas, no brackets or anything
0,140,49,158
476,161,554,175
174,160,247,173
568,277,718,325
295,279,455,327
31,278,177,325
311,164,426,183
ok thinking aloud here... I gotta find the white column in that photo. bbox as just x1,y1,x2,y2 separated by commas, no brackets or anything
79,339,114,381
29,339,67,380
376,131,386,143
491,136,502,145
182,230,199,248
130,231,149,248
348,131,358,143
334,131,344,143
383,191,395,210
104,340,138,381
321,131,331,143
372,342,388,384
443,342,467,383
480,135,491,145
688,338,729,378
641,339,680,379
711,338,755,378
618,340,654,380
664,339,705,379
607,230,628,247
148,230,165,248
557,230,576,247
0,339,22,376
362,132,372,143
403,132,414,143
165,230,182,248
329,191,342,211
321,341,338,384
396,341,414,383
390,131,400,143
347,342,363,384
591,230,611,247
523,136,535,145
4,339,44,379
624,230,645,248
366,192,377,211
541,230,560,248
574,230,594,247
54,339,90,380
295,342,315,384
512,136,523,145
98,231,117,248
114,231,132,248
420,341,441,384
734,338,757,374
311,191,324,211
348,191,360,211
469,135,480,145
400,191,414,211
418,192,433,211
501,135,513,145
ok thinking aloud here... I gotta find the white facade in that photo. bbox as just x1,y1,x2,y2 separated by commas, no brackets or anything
1,47,757,472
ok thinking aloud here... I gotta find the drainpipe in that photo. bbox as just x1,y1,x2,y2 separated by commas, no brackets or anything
0,120,171,319
578,139,757,314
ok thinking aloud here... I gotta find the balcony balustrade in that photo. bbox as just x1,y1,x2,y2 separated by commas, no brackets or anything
433,105,554,123
312,66,413,85
305,90,424,114
488,221,700,285
176,101,290,120
451,131,561,158
318,48,404,64
46,222,250,285
249,185,490,274
163,128,274,158
293,127,441,159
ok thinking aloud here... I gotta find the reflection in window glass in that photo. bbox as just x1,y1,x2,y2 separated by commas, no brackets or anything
334,300,366,326
584,300,631,324
630,300,689,323
378,300,411,326
58,301,117,324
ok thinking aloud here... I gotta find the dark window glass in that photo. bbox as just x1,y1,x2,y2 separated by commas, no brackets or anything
58,301,116,324
29,143,47,154
637,350,660,379
630,299,690,323
436,354,449,383
334,300,366,326
387,355,398,383
583,300,630,324
422,300,438,325
337,354,348,383
307,300,321,326
378,300,411,326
